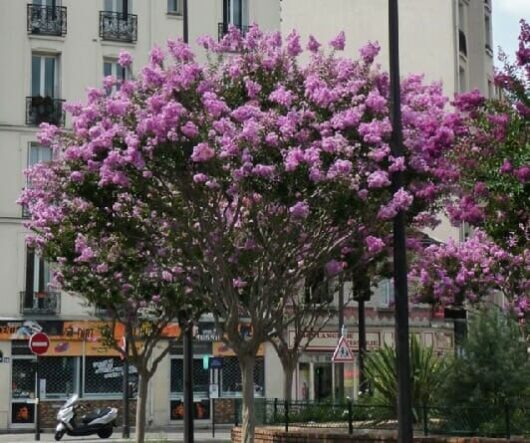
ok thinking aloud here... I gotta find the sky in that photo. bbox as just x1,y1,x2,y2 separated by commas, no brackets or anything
493,0,530,64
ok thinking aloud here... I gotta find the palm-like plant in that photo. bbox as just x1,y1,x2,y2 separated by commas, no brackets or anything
363,336,449,419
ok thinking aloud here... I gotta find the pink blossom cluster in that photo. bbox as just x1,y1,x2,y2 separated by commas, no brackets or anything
448,21,530,249
19,25,462,319
410,231,530,317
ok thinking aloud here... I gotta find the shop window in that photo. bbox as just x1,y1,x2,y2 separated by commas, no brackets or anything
170,358,209,396
170,399,210,420
84,356,137,396
221,356,264,397
12,359,36,399
11,403,35,425
39,357,77,399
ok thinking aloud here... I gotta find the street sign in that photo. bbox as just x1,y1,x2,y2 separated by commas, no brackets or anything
29,332,50,355
332,336,354,362
209,384,219,399
209,357,223,369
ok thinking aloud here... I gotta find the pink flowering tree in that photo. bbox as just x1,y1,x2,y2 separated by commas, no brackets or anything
20,135,196,442
22,25,462,442
410,230,530,317
449,20,530,250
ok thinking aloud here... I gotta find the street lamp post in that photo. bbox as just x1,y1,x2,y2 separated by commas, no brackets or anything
181,4,194,443
388,0,413,441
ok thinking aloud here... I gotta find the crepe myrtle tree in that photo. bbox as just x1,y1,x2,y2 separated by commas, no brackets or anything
448,20,530,251
410,230,530,320
22,24,462,442
20,150,197,443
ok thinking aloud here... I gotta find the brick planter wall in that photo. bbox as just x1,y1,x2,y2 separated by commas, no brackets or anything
231,427,530,443
39,399,136,428
213,399,238,425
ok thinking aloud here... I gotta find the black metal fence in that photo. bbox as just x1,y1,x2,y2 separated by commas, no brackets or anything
25,96,65,126
216,398,530,439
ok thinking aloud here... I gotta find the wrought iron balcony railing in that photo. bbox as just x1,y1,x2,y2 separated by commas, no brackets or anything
99,11,138,43
27,4,67,37
20,291,60,315
26,96,65,126
217,22,249,41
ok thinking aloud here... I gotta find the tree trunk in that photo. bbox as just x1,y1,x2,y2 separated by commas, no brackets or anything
281,358,296,401
135,369,149,443
239,354,256,443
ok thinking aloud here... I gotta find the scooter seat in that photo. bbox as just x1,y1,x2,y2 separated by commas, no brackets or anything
82,407,112,424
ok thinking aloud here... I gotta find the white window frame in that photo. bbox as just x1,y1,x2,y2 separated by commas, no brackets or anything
167,0,183,15
104,0,132,13
31,53,59,98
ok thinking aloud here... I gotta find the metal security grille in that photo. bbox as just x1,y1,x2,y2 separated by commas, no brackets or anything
170,358,209,396
221,357,265,397
39,357,77,399
84,356,137,396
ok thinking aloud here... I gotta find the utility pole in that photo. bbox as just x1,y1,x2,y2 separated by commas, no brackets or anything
122,328,130,439
337,279,345,400
388,1,413,441
180,4,194,442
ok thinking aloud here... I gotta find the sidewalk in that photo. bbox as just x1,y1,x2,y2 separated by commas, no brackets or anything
0,430,231,442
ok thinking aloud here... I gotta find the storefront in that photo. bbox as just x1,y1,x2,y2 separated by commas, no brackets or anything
168,323,266,424
0,319,139,429
290,326,454,402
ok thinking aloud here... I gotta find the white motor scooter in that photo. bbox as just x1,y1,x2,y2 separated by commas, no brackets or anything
55,394,118,441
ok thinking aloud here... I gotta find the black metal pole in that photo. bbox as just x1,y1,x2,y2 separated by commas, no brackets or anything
388,1,413,441
122,332,130,439
181,5,194,443
358,297,366,395
337,279,345,400
183,322,194,443
182,0,188,44
35,357,40,441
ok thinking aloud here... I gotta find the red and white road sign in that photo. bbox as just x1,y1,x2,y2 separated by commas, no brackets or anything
29,332,50,355
332,336,354,362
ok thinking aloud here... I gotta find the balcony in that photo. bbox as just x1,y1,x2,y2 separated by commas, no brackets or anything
20,291,60,315
459,29,468,56
217,22,249,41
26,96,65,126
99,11,137,43
27,4,67,37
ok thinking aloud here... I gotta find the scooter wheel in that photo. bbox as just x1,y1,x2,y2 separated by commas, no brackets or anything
97,427,113,439
54,431,64,441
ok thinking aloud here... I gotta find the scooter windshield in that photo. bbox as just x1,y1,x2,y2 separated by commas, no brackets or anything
63,394,79,409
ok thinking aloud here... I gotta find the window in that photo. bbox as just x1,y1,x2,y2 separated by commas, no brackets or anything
104,0,131,14
485,14,492,51
371,279,394,308
29,143,53,167
304,270,333,304
12,359,36,400
103,59,129,93
458,1,467,33
23,248,53,313
223,0,247,27
31,54,58,98
84,357,137,396
221,356,264,397
170,358,209,396
39,357,77,399
32,0,60,6
459,65,467,93
167,0,183,15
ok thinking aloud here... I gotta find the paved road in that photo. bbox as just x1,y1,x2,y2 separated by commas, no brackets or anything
0,430,231,442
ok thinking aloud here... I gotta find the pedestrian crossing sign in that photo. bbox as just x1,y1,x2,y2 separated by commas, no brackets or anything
332,336,354,362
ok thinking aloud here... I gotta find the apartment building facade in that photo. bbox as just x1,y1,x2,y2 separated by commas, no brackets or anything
0,0,492,430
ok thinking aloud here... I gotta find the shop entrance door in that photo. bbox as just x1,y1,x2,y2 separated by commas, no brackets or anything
313,363,332,401
10,358,36,428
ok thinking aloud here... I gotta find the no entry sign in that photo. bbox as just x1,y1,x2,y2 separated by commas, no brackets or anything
29,332,50,355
